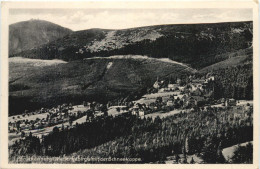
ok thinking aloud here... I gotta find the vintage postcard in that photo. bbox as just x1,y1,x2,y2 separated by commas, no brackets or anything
0,1,259,169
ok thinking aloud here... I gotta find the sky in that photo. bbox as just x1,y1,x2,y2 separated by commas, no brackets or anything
9,8,252,31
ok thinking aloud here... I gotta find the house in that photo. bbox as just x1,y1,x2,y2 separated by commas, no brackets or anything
197,84,204,91
189,83,204,92
220,98,226,106
168,83,178,90
186,97,196,107
192,88,203,96
166,100,174,107
131,108,145,116
192,96,207,106
182,95,194,107
183,95,207,107
205,76,215,83
208,76,215,81
192,79,205,84
153,80,161,89
131,109,138,116
225,99,236,107
174,95,184,101
177,78,182,85
188,84,197,92
158,88,165,93
182,94,189,102
139,110,145,116
245,105,252,112
179,86,185,92
204,91,213,98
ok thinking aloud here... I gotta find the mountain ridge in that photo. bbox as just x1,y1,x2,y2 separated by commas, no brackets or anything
11,20,253,69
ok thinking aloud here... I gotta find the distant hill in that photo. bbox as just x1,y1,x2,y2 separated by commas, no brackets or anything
9,19,72,55
9,56,193,115
12,21,253,69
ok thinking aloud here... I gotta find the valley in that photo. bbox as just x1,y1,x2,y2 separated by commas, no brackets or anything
8,19,254,164
9,56,192,115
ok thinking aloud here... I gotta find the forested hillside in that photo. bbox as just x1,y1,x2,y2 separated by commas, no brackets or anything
9,56,191,115
9,106,253,163
213,64,253,100
197,49,253,100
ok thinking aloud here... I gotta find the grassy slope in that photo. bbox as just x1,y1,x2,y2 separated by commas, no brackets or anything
9,57,191,115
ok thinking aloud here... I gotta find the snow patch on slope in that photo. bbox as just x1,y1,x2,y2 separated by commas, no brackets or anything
85,55,196,72
157,58,190,68
9,57,67,66
106,62,113,69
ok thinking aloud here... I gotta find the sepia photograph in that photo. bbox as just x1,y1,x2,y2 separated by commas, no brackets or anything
0,1,259,168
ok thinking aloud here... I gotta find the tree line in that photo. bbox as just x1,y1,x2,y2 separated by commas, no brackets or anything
206,63,253,100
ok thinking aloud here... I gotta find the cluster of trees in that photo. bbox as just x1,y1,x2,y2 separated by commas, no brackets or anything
231,142,253,163
210,64,253,100
10,115,139,157
9,132,41,156
9,106,253,164
71,107,252,164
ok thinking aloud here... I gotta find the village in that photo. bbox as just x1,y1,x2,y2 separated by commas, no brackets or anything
8,73,253,147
